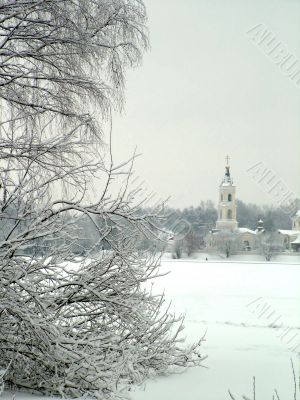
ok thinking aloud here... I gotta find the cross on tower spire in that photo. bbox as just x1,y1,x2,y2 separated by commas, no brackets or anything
225,155,230,166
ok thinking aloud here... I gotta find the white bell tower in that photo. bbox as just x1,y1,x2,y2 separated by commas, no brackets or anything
216,156,238,231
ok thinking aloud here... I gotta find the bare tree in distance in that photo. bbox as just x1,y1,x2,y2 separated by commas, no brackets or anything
172,239,183,259
0,1,206,398
214,230,241,258
257,231,283,261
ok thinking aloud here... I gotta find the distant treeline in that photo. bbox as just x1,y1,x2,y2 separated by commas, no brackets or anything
166,199,297,233
2,199,298,257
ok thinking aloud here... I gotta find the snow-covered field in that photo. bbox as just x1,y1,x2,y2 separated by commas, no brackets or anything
2,260,299,400
131,260,300,400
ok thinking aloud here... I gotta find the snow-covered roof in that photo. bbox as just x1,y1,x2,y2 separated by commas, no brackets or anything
294,209,300,217
221,181,232,187
278,229,300,237
291,233,300,244
238,227,256,234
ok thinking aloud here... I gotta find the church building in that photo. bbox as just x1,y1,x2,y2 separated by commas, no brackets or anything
278,210,300,251
207,158,260,252
215,161,238,231
207,158,300,253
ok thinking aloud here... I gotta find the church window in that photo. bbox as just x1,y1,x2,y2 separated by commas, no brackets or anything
227,209,232,219
228,194,232,202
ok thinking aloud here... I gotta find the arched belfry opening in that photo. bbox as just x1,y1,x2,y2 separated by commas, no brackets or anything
228,194,232,202
227,209,232,219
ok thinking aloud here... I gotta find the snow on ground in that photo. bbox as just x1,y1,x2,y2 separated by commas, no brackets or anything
2,260,300,400
131,260,300,400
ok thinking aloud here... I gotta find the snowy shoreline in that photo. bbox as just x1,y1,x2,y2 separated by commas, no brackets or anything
163,258,300,265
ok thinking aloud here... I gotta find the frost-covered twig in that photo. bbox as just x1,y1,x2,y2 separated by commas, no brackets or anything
0,361,11,396
228,359,298,400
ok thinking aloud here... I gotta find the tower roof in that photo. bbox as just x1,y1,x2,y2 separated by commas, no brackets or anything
221,156,233,186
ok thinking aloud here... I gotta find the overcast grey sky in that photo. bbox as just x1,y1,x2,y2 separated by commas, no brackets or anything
112,0,300,209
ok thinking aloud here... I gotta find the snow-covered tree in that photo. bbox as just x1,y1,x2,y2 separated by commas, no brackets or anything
214,230,241,258
257,231,283,261
0,1,205,398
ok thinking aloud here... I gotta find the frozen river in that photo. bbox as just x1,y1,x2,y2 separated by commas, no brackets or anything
131,260,300,400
